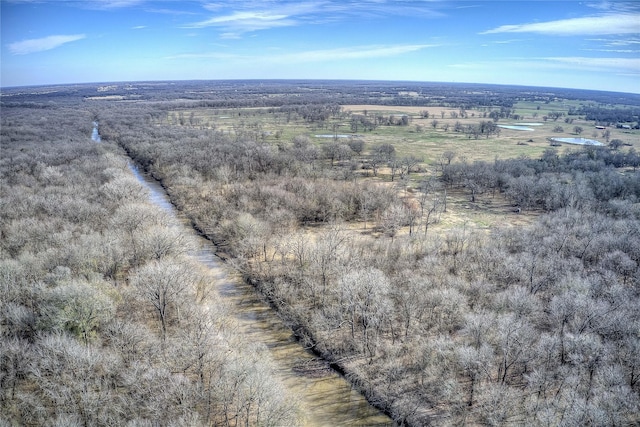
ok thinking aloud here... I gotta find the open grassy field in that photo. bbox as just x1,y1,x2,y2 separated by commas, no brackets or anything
342,103,640,163
174,102,639,168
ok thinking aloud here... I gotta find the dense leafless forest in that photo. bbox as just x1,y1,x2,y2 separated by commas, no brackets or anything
2,80,640,426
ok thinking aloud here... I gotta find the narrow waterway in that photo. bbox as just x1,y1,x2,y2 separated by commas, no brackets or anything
91,122,101,142
128,164,393,427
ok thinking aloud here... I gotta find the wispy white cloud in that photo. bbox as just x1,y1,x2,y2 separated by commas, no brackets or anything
481,13,640,36
332,0,446,19
187,11,296,33
132,25,147,29
610,39,640,46
586,1,617,11
5,0,149,9
542,56,640,72
186,1,446,37
185,2,325,36
167,43,435,62
492,39,526,44
8,34,86,55
166,52,243,60
586,1,640,13
582,48,636,53
147,7,198,15
278,44,435,62
589,37,640,47
86,0,146,8
450,56,640,74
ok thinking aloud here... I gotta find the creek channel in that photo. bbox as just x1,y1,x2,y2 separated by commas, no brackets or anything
128,163,393,427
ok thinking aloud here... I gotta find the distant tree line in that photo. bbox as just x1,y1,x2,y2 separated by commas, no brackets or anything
442,146,640,210
569,105,640,126
6,80,638,113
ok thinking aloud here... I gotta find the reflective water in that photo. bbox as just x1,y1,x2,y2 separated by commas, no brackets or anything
91,122,101,142
497,124,535,131
549,137,604,146
129,164,393,427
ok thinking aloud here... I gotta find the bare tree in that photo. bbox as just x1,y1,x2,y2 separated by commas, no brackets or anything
423,196,442,237
310,223,349,308
380,202,407,240
388,158,402,182
130,259,198,341
400,155,422,177
45,280,115,345
338,268,391,357
374,143,396,162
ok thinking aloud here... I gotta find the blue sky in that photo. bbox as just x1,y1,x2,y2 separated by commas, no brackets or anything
1,0,639,93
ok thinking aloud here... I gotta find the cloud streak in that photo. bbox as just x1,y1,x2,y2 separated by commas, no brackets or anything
186,11,296,34
85,0,146,9
185,1,445,37
280,44,435,62
185,2,326,36
450,56,640,75
168,44,435,62
481,13,640,36
8,34,86,55
542,56,640,72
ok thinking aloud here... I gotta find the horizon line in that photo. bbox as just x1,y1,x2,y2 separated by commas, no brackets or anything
2,78,640,97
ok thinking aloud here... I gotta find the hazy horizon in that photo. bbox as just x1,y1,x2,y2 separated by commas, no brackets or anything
2,0,639,93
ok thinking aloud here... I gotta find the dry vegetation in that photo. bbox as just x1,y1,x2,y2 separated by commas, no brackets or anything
2,80,640,426
1,99,299,426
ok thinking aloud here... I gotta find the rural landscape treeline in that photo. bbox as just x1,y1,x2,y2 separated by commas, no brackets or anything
2,81,640,426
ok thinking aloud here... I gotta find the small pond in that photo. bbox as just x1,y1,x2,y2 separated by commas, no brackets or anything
498,125,535,131
549,137,604,146
314,134,351,138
